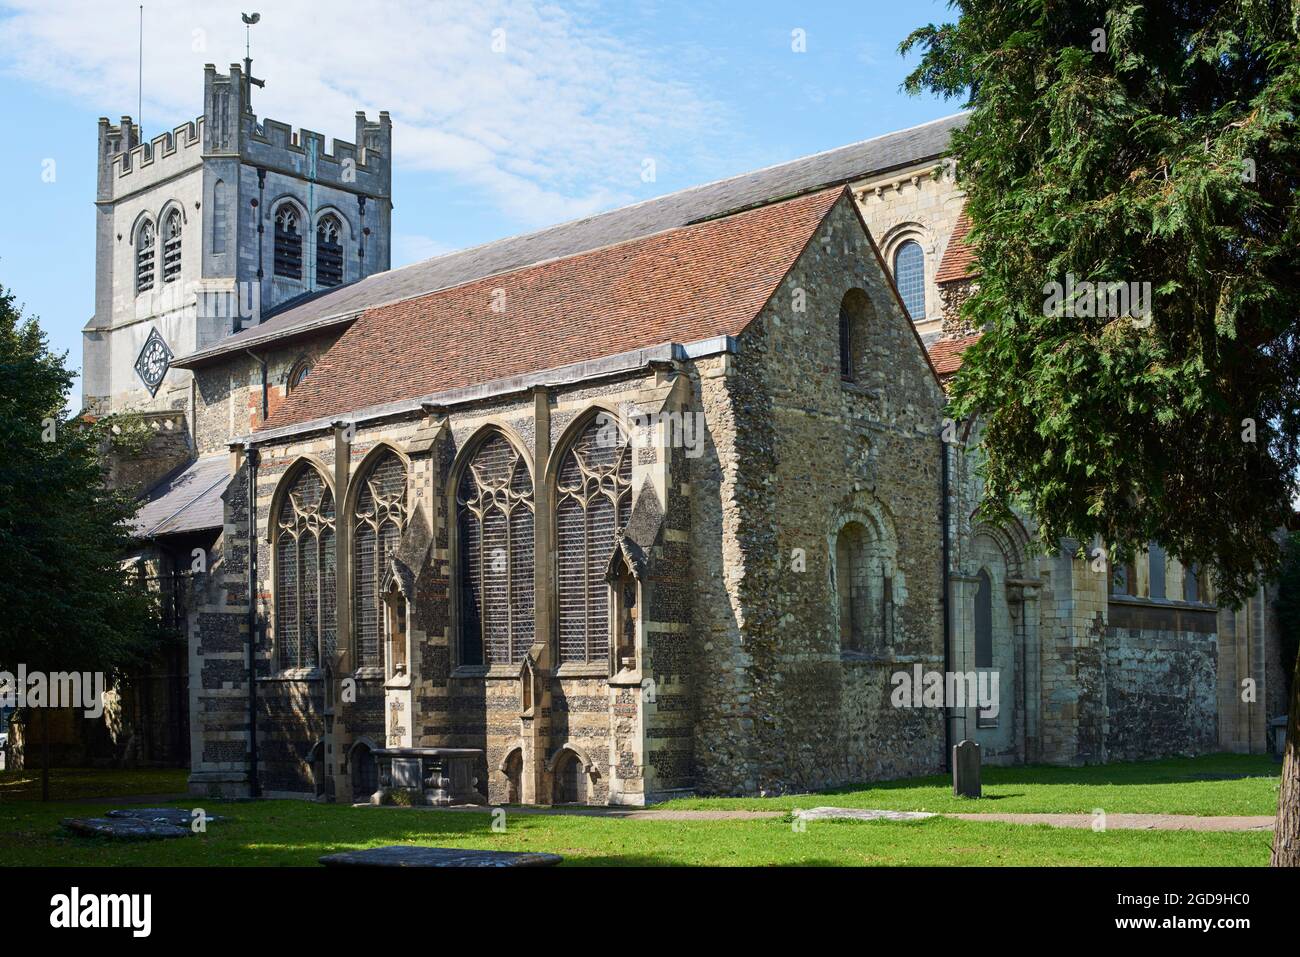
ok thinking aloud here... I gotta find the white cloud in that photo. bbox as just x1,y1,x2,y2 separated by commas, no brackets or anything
392,233,453,267
0,0,723,225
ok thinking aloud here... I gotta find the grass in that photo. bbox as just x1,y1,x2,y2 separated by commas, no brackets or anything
658,754,1283,816
0,755,1283,866
0,798,1274,867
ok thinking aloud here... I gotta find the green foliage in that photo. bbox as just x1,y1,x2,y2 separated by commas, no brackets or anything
0,283,155,676
902,1,1300,604
1275,532,1300,692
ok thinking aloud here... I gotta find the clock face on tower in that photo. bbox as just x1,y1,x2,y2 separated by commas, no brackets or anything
134,327,174,397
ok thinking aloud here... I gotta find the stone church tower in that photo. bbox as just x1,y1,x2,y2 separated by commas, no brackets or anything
82,62,391,415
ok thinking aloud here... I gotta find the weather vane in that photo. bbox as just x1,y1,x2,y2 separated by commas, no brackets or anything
241,12,265,112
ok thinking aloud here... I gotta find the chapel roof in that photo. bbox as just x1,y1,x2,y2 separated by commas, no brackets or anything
259,186,851,431
175,112,967,370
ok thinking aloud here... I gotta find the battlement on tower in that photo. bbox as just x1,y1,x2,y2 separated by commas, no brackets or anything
97,116,205,200
244,109,391,195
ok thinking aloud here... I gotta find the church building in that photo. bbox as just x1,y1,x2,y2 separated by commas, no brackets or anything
100,64,1285,804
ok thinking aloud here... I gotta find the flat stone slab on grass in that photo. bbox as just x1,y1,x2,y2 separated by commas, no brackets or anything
105,808,223,827
796,807,936,823
320,845,563,868
60,817,191,840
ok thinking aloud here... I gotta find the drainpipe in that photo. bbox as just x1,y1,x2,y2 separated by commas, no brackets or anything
941,429,953,772
253,167,266,327
246,444,262,797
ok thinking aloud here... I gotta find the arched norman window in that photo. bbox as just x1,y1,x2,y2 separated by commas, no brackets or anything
316,214,344,287
274,204,303,279
275,465,336,670
136,219,156,293
838,289,872,382
556,414,632,666
893,240,925,320
457,432,534,666
352,450,407,670
162,208,183,282
835,519,893,653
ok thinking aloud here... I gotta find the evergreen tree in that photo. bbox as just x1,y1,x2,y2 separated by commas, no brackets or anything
901,0,1300,866
0,284,153,798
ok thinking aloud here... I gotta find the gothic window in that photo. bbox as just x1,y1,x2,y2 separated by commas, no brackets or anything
555,415,632,666
352,451,408,670
136,219,156,293
316,214,344,287
838,289,872,382
275,465,337,670
287,357,311,393
457,432,535,666
893,240,925,320
1148,542,1167,600
162,209,183,283
274,204,303,279
974,569,993,668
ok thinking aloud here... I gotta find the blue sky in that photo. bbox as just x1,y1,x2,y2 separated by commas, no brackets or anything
0,0,961,393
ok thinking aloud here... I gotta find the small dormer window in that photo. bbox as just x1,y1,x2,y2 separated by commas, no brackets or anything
274,205,303,279
136,220,156,293
316,215,344,287
162,209,183,283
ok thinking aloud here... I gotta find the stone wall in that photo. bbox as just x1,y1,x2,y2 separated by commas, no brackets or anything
690,193,948,795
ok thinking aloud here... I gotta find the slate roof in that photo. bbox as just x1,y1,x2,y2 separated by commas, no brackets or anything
261,186,851,431
132,453,232,539
176,113,966,369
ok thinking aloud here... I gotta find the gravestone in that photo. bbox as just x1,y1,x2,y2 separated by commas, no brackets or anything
952,739,981,798
61,817,190,840
795,807,935,823
106,807,223,827
319,845,563,867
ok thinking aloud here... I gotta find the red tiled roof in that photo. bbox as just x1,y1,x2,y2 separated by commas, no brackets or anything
935,207,977,284
927,332,982,378
261,187,849,430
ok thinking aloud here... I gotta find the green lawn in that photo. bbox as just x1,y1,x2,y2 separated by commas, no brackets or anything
659,754,1283,816
0,798,1273,866
0,756,1280,866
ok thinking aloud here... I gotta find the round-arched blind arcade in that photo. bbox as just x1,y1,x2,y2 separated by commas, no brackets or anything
352,451,408,670
555,416,632,665
893,240,925,320
276,466,337,670
457,433,535,666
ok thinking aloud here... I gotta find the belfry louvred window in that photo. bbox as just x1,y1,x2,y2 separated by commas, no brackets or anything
274,205,303,279
457,433,534,666
316,215,344,287
162,209,182,282
352,451,407,670
276,466,337,670
136,220,155,292
555,415,632,666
